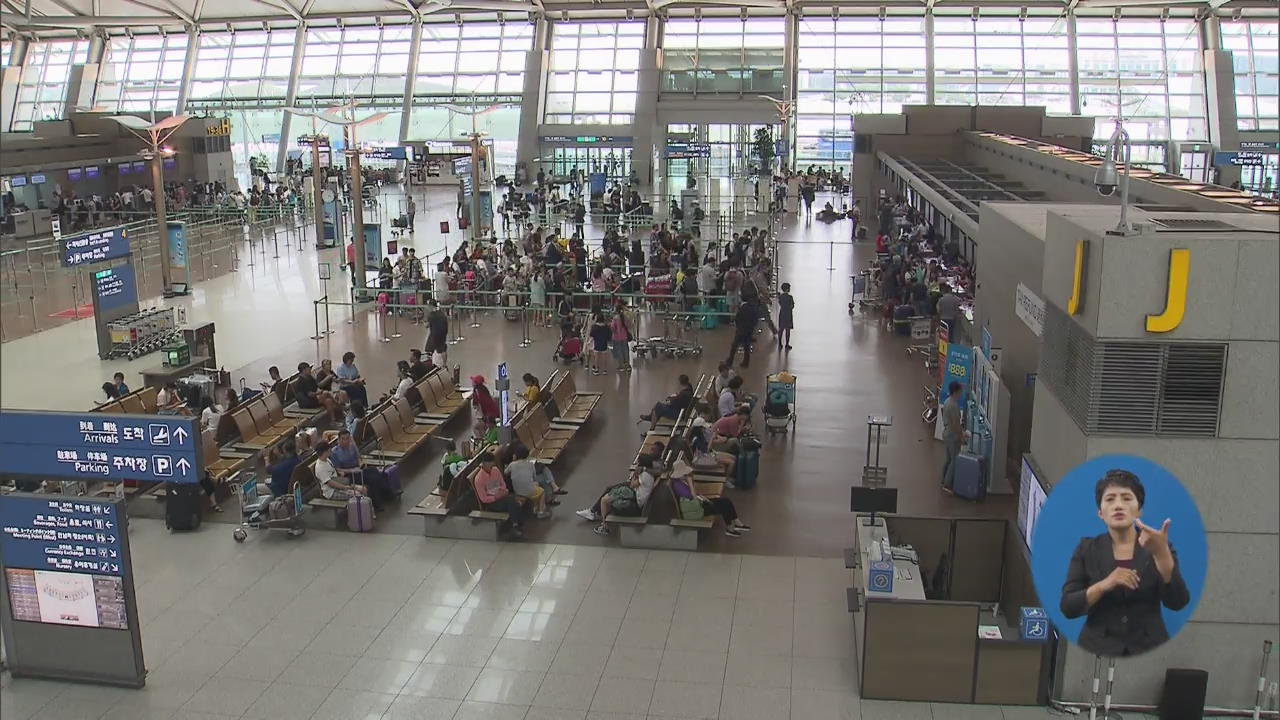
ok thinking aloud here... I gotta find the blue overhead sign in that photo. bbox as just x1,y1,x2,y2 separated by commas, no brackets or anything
93,265,138,315
361,146,409,161
0,411,203,485
666,142,711,159
0,496,124,577
1214,151,1268,167
60,226,130,267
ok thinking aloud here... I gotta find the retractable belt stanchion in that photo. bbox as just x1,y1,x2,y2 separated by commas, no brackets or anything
1102,657,1118,720
450,303,464,344
310,297,325,340
378,303,391,343
519,305,532,347
390,292,403,339
1088,655,1102,720
272,227,281,259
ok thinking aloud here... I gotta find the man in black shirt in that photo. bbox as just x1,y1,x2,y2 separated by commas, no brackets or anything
639,374,695,432
294,362,338,419
408,349,431,380
726,300,762,368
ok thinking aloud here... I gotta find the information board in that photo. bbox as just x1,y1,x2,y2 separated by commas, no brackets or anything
1214,151,1269,167
60,226,130,267
93,264,138,315
0,410,203,485
362,146,409,161
0,494,145,687
666,142,712,159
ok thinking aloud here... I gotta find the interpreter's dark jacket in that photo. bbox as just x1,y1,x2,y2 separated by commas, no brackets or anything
1060,532,1191,656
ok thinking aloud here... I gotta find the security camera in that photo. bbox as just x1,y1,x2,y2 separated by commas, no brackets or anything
1094,158,1118,197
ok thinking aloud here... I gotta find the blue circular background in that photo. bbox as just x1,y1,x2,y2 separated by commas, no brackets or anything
1029,454,1207,647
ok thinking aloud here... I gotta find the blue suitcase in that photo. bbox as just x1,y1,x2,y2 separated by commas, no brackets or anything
953,452,986,501
736,449,760,490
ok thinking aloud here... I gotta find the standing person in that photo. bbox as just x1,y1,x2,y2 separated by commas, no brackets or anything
425,300,449,366
725,299,762,368
939,382,968,494
776,282,795,351
936,283,963,343
528,267,548,327
589,311,612,376
470,375,500,435
406,195,417,233
610,302,633,373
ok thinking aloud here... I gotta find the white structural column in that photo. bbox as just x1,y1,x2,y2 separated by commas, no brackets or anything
632,14,663,190
276,23,309,173
783,11,799,171
175,26,200,113
924,12,936,105
514,16,549,180
63,34,106,117
1200,15,1241,186
0,38,28,132
1066,11,1081,115
399,19,423,143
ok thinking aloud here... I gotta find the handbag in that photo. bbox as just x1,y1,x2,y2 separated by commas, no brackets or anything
678,497,705,521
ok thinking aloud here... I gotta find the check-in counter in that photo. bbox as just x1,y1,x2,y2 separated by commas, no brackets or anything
848,514,1052,706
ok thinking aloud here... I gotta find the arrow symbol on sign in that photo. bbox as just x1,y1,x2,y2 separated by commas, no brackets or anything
110,563,119,573
173,427,188,444
176,458,191,475
107,535,116,543
105,521,113,529
108,549,118,558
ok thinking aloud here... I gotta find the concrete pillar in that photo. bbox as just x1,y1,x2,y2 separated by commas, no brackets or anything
1204,48,1241,186
1067,12,1082,115
62,34,105,117
1200,14,1222,51
514,17,549,183
783,12,799,170
1,38,29,131
399,20,423,143
175,26,200,113
276,23,308,173
924,13,936,105
631,14,662,190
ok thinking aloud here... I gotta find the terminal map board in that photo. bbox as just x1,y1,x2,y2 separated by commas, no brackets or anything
0,494,145,687
0,410,204,485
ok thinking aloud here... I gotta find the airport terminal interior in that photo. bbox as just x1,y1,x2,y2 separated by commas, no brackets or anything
0,0,1278,718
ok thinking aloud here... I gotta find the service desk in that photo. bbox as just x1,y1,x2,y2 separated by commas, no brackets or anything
139,356,213,388
847,513,1051,706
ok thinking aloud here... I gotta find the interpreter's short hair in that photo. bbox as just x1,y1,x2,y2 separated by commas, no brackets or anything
1096,469,1145,509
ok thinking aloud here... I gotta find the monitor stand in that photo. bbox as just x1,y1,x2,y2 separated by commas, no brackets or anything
861,512,885,527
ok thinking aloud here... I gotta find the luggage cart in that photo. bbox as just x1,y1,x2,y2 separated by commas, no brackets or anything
763,372,797,434
232,472,305,542
906,317,937,373
849,270,882,314
105,307,182,359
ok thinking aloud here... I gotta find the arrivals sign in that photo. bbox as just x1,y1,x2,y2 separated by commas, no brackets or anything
60,226,130,267
0,411,203,485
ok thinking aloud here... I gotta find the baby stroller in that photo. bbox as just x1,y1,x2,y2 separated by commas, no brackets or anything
763,372,797,435
552,322,586,365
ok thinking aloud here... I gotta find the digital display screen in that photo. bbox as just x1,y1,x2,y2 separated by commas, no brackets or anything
162,157,176,170
6,569,128,630
1018,456,1048,551
30,174,47,185
85,166,101,180
119,163,132,175
68,169,83,182
131,161,146,173
10,176,27,187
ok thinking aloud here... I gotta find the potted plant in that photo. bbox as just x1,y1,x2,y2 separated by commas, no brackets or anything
753,127,775,176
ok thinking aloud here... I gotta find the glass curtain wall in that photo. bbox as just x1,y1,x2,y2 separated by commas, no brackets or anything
1222,19,1279,131
96,34,187,114
9,39,91,131
408,21,531,175
1075,16,1208,169
796,16,928,170
661,17,784,95
544,21,644,124
933,12,1072,112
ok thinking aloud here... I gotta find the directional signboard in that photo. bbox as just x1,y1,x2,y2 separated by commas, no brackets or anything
60,226,130,267
0,411,203,485
0,494,146,687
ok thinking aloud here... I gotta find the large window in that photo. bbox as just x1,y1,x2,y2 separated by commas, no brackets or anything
796,16,928,169
1076,17,1207,147
545,21,644,124
96,34,187,114
661,18,784,95
10,39,90,131
933,13,1072,113
298,24,412,105
1222,19,1279,131
189,30,295,108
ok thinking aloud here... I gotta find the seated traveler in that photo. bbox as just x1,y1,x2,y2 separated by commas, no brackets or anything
508,447,552,519
335,352,369,408
471,451,525,539
314,442,369,503
670,459,751,537
294,362,340,420
575,454,659,535
508,444,565,504
639,374,695,432
330,429,397,511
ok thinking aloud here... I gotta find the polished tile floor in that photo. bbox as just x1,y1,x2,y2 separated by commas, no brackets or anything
1,521,1069,720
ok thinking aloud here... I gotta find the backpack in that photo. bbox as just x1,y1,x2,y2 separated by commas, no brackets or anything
681,274,698,296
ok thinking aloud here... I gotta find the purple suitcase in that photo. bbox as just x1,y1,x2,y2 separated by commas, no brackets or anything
347,495,375,532
383,464,402,493
953,452,986,501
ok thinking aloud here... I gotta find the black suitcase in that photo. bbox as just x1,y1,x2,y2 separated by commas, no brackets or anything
165,482,203,532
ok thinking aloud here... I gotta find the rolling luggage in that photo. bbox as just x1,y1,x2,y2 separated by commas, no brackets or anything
165,482,203,532
893,304,913,335
736,449,760,490
383,464,402,494
347,494,375,532
953,452,987,501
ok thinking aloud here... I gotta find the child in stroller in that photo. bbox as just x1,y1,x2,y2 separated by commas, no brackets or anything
553,322,586,365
